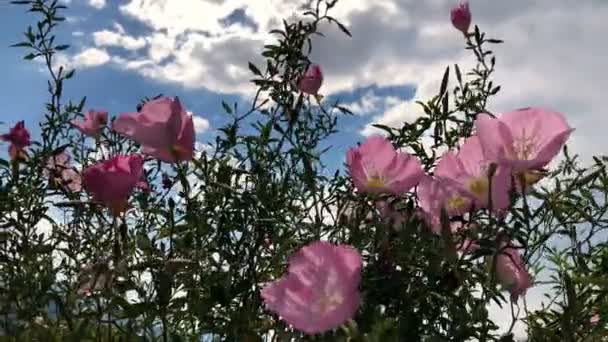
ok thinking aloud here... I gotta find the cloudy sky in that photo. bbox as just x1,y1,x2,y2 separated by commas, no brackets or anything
1,0,607,338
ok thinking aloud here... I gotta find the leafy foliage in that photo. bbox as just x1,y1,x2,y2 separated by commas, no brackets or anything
1,0,607,341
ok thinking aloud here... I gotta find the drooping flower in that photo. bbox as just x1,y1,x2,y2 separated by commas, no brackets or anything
475,108,573,188
297,64,323,95
493,239,533,300
417,175,472,234
450,1,471,35
435,135,511,211
44,152,82,192
71,110,108,137
1,121,31,160
113,97,195,163
261,241,362,334
82,154,146,216
347,136,424,195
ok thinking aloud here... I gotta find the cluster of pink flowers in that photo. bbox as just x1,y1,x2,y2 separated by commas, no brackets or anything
0,1,575,336
253,3,574,335
261,107,571,333
2,96,195,216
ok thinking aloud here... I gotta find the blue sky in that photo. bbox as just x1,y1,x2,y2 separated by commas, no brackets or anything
2,0,608,339
0,0,416,169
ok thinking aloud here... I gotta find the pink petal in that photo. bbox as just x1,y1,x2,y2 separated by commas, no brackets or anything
262,241,362,334
499,107,573,170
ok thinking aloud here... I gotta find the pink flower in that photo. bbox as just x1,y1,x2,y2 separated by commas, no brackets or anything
475,108,573,188
82,154,146,216
1,121,31,160
113,97,195,163
261,241,362,334
417,175,472,234
347,136,424,195
71,110,108,137
435,135,511,211
591,313,601,326
297,64,323,95
450,1,471,35
44,152,82,192
494,240,533,300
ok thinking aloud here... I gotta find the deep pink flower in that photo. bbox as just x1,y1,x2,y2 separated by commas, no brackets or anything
113,97,195,163
417,175,472,234
450,1,471,35
1,121,31,160
475,108,572,188
435,135,511,211
297,64,323,95
494,240,533,300
261,241,362,334
44,152,82,192
71,110,108,137
82,154,146,216
347,136,424,195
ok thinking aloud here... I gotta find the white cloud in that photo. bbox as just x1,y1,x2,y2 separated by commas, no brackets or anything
93,30,147,50
71,48,111,68
88,0,106,10
191,114,210,133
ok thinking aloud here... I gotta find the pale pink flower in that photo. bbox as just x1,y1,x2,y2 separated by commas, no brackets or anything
475,108,572,188
494,240,533,300
1,121,31,160
261,241,362,334
297,64,323,95
71,110,108,137
347,136,424,195
435,135,511,211
417,175,472,234
450,1,471,35
113,97,195,163
82,154,146,216
44,152,82,192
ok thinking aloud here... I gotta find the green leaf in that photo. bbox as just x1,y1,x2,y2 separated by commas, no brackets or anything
10,42,32,48
23,52,39,60
454,64,462,84
439,66,450,97
335,21,352,37
221,101,232,114
248,61,262,76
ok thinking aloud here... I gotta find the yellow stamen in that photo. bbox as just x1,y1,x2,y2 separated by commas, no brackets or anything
447,195,469,211
367,175,385,189
468,177,489,199
317,293,344,314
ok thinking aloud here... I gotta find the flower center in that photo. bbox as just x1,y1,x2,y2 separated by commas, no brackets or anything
468,177,489,199
447,195,469,211
170,145,187,161
509,129,538,160
367,175,385,189
316,292,344,314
